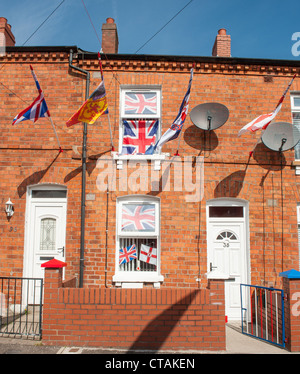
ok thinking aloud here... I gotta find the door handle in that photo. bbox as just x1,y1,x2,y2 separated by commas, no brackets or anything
57,246,65,257
210,262,217,272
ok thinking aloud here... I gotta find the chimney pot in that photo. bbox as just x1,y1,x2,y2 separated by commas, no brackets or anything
218,28,226,35
106,17,114,24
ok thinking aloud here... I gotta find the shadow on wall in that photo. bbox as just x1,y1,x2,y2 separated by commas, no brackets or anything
127,289,199,353
64,149,111,183
214,141,287,198
214,170,246,198
17,151,62,197
184,125,219,155
252,141,286,171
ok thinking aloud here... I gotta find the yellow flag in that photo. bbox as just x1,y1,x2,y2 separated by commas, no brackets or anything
66,80,108,127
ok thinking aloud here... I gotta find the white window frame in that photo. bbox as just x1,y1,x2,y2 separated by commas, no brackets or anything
113,195,164,287
113,85,166,170
120,85,161,120
290,92,300,165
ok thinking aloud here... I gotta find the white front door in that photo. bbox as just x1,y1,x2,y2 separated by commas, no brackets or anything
24,187,67,303
31,203,66,279
207,201,248,320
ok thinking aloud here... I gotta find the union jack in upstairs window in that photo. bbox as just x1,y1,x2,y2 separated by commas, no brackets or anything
124,92,157,115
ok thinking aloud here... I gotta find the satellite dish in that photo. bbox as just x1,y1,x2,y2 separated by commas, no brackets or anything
262,122,300,152
190,102,229,131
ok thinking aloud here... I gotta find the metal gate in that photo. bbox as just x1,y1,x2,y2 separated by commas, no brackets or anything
0,277,43,340
240,284,285,348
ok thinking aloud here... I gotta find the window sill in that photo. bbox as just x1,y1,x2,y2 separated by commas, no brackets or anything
112,152,168,170
292,160,300,175
113,272,164,285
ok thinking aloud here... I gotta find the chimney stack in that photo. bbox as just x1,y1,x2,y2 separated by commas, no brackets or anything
0,17,15,49
212,28,231,57
101,17,118,54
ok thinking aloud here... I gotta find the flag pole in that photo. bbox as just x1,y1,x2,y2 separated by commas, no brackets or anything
29,65,62,152
174,127,184,156
98,52,115,152
174,64,195,156
248,73,297,157
48,116,63,152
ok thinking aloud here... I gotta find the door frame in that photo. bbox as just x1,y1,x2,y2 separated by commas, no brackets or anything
206,198,251,318
23,184,67,279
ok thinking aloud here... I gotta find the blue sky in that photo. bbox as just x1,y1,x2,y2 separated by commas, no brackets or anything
2,0,300,60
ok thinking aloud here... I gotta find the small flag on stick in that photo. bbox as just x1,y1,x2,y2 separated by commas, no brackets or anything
139,244,157,266
119,244,137,265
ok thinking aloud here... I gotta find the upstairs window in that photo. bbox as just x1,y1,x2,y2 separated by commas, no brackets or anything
291,94,300,159
119,86,161,155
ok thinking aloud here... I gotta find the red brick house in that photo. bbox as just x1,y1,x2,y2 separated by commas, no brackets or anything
1,15,300,333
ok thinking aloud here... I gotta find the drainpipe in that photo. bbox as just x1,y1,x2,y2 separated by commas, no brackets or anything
69,49,90,288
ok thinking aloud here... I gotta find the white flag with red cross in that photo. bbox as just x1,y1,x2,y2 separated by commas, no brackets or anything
139,244,157,266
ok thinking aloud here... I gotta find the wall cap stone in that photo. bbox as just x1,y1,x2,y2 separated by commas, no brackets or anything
279,269,300,279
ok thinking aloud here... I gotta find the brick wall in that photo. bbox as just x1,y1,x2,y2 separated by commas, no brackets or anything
0,49,300,289
42,266,226,351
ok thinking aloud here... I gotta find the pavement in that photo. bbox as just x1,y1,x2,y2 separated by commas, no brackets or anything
0,322,297,355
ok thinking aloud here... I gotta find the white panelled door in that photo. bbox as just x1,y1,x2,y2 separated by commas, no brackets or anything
208,223,247,320
207,201,248,321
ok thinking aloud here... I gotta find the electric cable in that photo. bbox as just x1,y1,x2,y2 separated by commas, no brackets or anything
0,0,66,105
21,0,66,47
134,0,194,54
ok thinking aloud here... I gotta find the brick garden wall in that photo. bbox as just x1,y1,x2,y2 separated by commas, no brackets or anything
282,276,300,352
42,267,226,351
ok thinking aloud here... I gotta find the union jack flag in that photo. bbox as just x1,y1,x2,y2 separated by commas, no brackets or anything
121,119,159,154
119,244,137,265
12,65,50,126
125,92,157,115
122,204,155,232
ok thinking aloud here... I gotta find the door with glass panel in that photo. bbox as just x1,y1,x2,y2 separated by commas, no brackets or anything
207,201,249,320
24,188,67,303
31,203,66,278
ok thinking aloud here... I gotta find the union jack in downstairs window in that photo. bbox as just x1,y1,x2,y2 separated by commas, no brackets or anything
115,197,161,281
119,244,137,265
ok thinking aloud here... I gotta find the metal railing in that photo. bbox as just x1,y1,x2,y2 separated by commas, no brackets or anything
240,284,285,348
0,277,43,339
